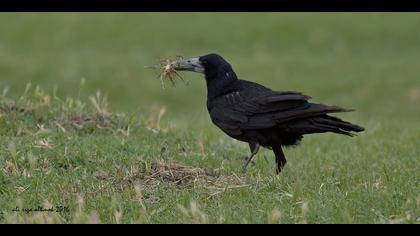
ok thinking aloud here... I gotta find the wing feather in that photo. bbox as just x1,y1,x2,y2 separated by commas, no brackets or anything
209,88,351,134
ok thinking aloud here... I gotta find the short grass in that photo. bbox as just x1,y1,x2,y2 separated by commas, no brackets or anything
0,13,419,223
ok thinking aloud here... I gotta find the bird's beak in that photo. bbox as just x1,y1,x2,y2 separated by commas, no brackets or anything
175,58,205,74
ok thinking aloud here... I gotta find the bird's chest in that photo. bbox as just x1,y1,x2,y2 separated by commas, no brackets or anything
207,98,247,138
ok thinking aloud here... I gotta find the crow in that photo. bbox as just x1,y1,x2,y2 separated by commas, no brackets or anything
176,53,364,173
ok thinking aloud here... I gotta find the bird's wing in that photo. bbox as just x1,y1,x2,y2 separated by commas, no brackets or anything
234,92,311,115
210,90,348,131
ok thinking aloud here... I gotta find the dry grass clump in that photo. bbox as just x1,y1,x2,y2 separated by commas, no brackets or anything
92,160,248,200
146,56,185,89
139,161,211,187
137,161,248,197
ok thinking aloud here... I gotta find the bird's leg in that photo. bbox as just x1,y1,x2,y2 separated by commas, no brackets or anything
242,142,260,172
242,143,256,163
273,145,287,174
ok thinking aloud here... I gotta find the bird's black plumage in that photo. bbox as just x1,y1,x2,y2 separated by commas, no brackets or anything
176,53,365,173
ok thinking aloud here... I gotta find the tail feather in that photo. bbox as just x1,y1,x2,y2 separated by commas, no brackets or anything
283,114,365,137
311,115,365,136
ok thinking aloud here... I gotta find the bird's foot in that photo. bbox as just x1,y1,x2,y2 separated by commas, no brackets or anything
241,156,256,173
242,156,256,166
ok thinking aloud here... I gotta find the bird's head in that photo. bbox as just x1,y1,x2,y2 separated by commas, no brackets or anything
176,53,237,82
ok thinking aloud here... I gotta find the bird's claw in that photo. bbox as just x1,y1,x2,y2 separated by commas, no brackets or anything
242,156,255,173
242,156,256,166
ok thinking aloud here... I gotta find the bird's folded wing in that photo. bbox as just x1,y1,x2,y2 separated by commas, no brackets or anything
236,92,311,115
210,91,348,131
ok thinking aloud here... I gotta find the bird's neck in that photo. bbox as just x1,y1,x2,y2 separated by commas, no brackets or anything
206,70,238,100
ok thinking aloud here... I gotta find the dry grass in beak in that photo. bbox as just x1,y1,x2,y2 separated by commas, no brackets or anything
146,56,185,89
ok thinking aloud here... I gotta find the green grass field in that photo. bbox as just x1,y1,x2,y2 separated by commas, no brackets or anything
0,13,419,224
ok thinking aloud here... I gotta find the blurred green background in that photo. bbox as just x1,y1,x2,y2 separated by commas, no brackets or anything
1,13,420,224
0,13,419,131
